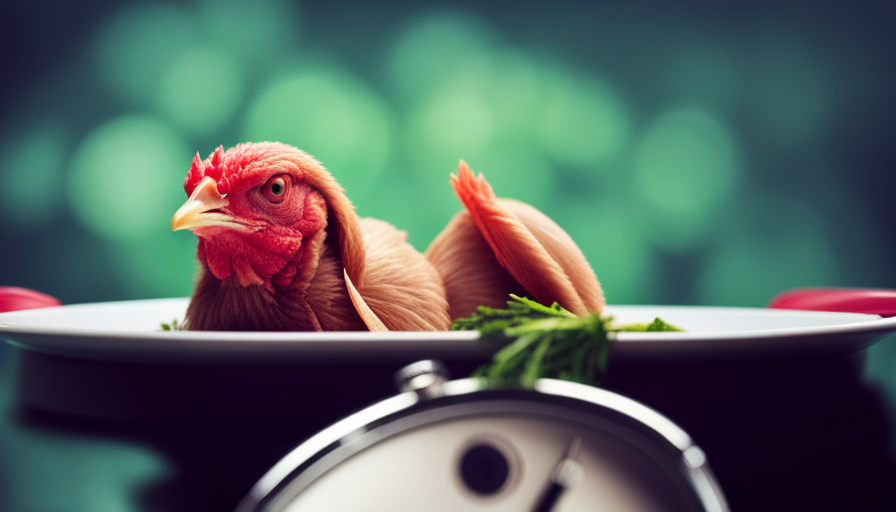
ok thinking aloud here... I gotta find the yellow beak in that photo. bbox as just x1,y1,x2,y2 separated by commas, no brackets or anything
171,177,243,232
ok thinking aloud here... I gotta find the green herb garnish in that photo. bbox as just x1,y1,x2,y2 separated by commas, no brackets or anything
452,295,612,387
452,295,682,388
160,318,181,331
612,317,683,332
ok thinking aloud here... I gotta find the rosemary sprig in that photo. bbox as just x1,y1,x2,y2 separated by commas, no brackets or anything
452,295,612,387
452,295,681,388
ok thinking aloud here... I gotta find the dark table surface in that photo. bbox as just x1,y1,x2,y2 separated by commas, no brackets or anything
2,338,896,512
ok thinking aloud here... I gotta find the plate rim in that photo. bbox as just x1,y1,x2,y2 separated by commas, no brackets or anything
0,298,892,339
2,298,896,365
1,297,895,340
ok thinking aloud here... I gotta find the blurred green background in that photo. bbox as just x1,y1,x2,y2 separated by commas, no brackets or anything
1,0,893,307
0,1,895,510
1,3,894,360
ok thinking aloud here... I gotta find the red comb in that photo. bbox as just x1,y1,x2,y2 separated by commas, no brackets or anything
207,145,225,182
184,152,204,196
183,146,231,196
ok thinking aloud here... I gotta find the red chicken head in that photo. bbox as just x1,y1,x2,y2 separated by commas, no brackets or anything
171,142,364,293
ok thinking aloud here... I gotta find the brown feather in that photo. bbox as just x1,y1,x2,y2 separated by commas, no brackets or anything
425,211,527,319
352,218,452,331
295,152,367,289
428,160,605,319
184,214,448,331
184,271,322,331
184,222,367,331
501,199,605,313
305,237,369,331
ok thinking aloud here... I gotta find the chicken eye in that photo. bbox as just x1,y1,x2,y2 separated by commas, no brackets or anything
263,175,290,204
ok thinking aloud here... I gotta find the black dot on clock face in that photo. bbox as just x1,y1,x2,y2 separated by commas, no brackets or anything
459,443,510,495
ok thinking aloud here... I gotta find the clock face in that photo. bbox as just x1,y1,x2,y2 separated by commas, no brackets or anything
260,399,707,512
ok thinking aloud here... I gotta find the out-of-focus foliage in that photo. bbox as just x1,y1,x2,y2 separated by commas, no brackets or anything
0,0,893,308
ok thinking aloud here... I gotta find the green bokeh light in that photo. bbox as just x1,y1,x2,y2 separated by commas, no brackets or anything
633,106,740,252
198,0,298,66
539,71,630,170
664,43,741,109
405,87,554,217
750,36,829,148
697,194,838,307
409,87,494,157
451,50,542,140
467,147,554,206
67,116,190,241
403,53,558,216
0,126,67,231
156,47,245,136
110,231,198,298
94,4,196,105
243,66,394,196
554,198,657,305
387,11,496,103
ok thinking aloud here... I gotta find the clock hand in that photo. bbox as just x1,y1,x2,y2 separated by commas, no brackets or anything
532,436,583,512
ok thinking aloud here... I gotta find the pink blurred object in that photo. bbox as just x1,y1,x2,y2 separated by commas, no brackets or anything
768,287,896,318
0,287,63,313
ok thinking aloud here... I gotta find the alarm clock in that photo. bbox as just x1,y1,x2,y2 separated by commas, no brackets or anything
237,361,728,512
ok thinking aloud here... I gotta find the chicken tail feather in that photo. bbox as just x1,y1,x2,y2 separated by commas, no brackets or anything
449,161,603,316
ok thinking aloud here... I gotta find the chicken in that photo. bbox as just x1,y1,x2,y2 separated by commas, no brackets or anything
171,142,450,331
426,160,605,320
172,142,602,332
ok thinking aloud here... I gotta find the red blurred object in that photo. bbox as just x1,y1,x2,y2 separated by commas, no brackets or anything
768,288,896,318
0,287,63,313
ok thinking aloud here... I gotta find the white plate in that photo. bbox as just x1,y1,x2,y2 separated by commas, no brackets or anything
1,298,895,365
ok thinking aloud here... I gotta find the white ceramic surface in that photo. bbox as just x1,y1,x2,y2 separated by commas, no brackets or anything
1,298,895,365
